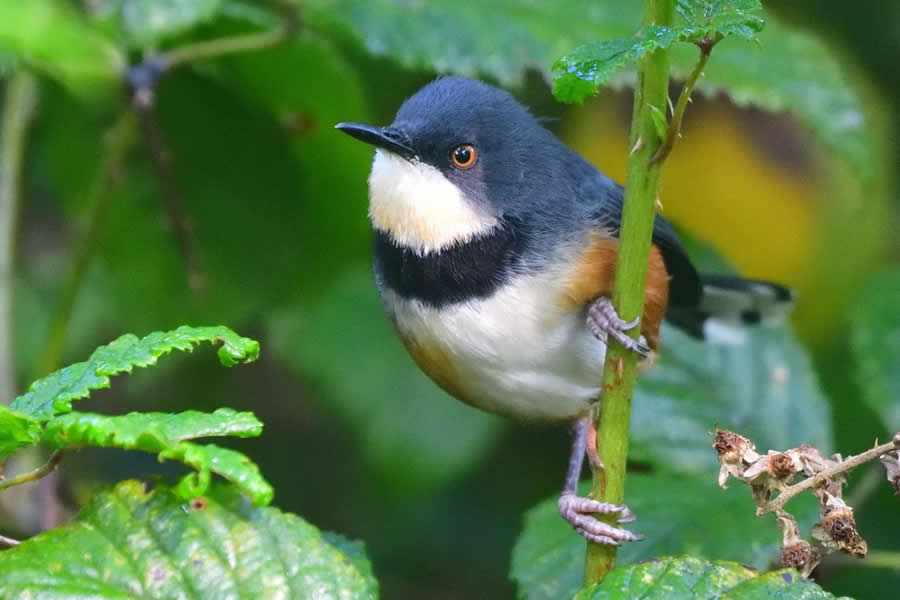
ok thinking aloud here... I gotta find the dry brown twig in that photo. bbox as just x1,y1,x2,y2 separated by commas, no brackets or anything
714,429,900,577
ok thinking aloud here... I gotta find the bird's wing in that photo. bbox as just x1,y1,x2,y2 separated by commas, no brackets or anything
585,173,702,308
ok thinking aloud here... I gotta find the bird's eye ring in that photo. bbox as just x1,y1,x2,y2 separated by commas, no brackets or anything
451,144,477,168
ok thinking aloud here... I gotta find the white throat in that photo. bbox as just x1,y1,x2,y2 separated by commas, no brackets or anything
368,150,498,254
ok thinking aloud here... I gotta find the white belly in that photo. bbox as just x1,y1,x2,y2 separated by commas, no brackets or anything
381,271,607,422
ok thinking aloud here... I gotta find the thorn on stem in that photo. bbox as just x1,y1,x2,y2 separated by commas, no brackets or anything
630,136,644,155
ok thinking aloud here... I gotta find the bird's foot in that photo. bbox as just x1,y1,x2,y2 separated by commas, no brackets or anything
587,297,650,359
557,493,643,546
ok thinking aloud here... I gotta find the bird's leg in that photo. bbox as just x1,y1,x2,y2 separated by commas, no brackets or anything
584,412,604,470
557,417,642,546
587,296,650,359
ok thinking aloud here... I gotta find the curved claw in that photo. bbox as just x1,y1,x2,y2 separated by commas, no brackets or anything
558,493,643,546
588,296,640,330
628,336,652,359
587,297,650,359
616,505,637,523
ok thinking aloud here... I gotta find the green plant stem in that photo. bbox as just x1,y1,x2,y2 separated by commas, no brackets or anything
0,451,63,492
161,26,293,71
649,36,718,165
33,110,136,379
0,71,38,404
583,0,674,584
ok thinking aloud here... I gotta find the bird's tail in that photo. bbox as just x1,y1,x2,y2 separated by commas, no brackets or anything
665,275,793,341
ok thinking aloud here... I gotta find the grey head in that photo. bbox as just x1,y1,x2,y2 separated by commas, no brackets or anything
336,77,584,225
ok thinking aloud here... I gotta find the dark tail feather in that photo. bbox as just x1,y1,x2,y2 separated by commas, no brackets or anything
665,275,793,340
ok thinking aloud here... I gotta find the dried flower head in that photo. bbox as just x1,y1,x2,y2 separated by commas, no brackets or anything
712,429,899,579
714,429,761,488
769,452,798,479
812,493,867,557
714,429,755,463
776,511,821,576
822,509,867,556
744,450,802,484
782,541,818,574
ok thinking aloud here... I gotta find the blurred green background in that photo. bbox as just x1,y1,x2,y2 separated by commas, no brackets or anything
1,1,898,598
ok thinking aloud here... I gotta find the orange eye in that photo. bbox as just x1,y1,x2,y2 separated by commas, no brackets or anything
451,144,477,168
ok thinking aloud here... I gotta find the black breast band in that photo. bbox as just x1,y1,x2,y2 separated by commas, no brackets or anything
373,224,527,308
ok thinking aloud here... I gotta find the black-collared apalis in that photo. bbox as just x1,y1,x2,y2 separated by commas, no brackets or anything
337,77,792,545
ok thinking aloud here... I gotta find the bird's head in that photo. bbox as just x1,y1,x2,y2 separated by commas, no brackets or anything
337,77,558,255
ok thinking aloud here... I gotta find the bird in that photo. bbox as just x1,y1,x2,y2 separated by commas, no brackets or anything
335,77,792,546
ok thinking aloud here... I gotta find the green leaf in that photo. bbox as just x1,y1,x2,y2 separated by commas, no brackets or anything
165,442,272,505
40,409,271,504
0,405,42,458
677,0,765,41
308,1,870,182
266,265,502,494
43,408,263,445
511,474,819,600
11,326,259,422
573,555,841,599
0,481,378,599
631,322,832,472
94,0,225,47
553,33,681,103
849,268,900,431
553,0,764,101
322,532,380,593
0,0,123,98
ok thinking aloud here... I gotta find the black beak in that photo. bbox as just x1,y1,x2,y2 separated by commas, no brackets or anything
335,122,416,159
